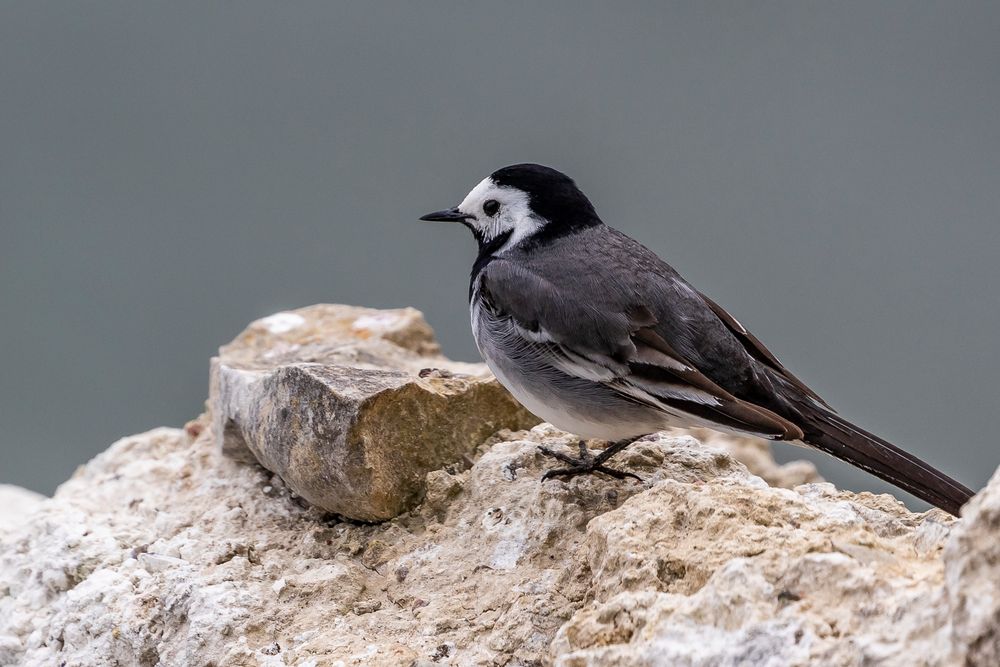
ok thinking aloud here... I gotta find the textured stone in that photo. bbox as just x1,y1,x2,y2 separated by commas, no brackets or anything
553,474,956,666
2,419,995,667
669,427,823,490
0,484,46,533
209,304,538,521
946,466,1000,665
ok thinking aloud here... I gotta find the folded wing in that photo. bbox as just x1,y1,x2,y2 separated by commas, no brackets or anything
478,259,803,440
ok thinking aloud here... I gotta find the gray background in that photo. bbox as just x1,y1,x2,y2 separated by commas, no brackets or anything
2,3,998,510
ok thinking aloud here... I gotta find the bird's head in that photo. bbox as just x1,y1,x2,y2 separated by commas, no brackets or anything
420,163,602,252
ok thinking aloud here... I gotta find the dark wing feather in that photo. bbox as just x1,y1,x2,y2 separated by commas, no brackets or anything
697,291,833,410
628,325,804,439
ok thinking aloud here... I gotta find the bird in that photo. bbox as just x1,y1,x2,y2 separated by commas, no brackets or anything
420,163,974,516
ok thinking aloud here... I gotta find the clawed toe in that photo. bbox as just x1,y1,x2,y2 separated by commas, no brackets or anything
537,445,586,467
537,441,641,482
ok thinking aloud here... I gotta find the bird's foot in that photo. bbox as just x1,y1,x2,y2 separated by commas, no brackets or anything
538,440,641,482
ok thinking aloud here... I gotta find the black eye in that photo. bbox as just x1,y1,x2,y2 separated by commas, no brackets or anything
483,199,500,216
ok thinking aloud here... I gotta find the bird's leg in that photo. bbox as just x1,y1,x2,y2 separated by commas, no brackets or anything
538,438,642,482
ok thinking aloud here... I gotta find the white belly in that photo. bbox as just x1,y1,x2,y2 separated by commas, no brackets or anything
481,353,657,440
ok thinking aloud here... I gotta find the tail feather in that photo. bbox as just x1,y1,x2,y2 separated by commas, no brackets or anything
796,407,973,516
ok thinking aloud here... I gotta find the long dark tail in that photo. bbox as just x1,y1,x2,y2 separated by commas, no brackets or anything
795,406,974,516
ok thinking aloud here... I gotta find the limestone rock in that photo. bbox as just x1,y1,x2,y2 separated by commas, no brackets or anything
668,427,823,489
209,304,539,521
553,476,956,666
2,417,996,667
0,484,46,533
946,465,1000,665
0,424,658,667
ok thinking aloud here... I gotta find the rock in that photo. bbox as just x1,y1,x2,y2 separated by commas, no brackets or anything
946,466,1000,665
209,304,539,521
0,484,46,533
669,427,823,489
2,303,997,666
2,419,996,667
553,477,957,665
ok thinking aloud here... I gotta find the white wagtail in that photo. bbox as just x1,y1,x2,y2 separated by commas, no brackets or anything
421,163,973,515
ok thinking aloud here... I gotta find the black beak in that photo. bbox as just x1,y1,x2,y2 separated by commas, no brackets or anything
419,207,472,223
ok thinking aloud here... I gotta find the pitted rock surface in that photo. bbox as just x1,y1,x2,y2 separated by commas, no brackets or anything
2,421,996,666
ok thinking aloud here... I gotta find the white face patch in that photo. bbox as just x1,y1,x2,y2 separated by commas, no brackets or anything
457,177,542,251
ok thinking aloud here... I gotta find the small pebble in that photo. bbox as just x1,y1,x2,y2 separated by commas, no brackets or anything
352,599,382,615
